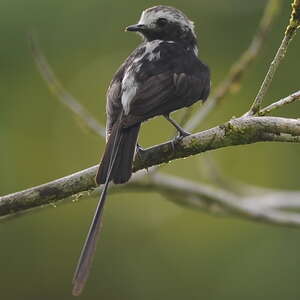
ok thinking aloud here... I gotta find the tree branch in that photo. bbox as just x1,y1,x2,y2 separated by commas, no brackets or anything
146,173,300,228
2,160,300,228
1,115,299,219
133,116,300,171
259,90,300,115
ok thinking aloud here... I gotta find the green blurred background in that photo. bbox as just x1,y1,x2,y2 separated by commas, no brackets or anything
1,0,300,299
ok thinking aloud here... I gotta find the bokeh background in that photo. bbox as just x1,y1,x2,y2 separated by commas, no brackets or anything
1,0,300,299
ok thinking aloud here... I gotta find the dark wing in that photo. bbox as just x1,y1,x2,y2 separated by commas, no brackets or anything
123,42,210,127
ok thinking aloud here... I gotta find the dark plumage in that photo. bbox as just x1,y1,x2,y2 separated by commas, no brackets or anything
72,5,210,296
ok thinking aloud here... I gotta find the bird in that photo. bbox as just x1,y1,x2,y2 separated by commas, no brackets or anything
72,5,210,296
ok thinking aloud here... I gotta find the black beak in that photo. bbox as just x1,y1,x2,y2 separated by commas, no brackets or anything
125,24,146,32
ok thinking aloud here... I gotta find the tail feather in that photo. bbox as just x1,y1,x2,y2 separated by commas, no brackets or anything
72,179,110,296
96,122,141,185
95,118,121,185
72,125,122,296
72,118,140,296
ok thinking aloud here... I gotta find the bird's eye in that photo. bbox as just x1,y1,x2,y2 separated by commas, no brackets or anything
156,18,168,27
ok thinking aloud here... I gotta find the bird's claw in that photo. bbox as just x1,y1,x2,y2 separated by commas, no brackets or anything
178,130,190,138
170,131,191,151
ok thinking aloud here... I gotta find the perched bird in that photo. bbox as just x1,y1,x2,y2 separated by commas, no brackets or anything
72,5,210,295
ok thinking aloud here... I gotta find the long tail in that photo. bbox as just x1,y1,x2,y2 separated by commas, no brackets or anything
72,118,140,296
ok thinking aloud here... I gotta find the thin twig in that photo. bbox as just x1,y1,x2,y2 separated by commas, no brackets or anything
29,34,106,138
150,173,300,228
246,0,300,115
259,90,300,115
286,0,300,34
184,0,281,131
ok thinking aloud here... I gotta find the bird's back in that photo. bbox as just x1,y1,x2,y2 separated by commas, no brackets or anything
106,40,210,130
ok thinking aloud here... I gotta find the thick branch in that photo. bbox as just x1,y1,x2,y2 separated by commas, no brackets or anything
1,116,299,218
133,116,300,171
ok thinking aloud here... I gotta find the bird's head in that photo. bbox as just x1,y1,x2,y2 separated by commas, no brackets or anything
126,6,197,46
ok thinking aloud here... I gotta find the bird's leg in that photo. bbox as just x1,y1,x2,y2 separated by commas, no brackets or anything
164,114,190,148
164,114,190,137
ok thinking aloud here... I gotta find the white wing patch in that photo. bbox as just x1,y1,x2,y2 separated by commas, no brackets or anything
133,40,162,64
193,45,198,56
145,40,162,61
121,69,137,115
121,40,163,114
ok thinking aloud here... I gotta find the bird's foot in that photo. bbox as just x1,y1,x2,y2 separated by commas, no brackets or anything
170,130,191,151
177,129,190,139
